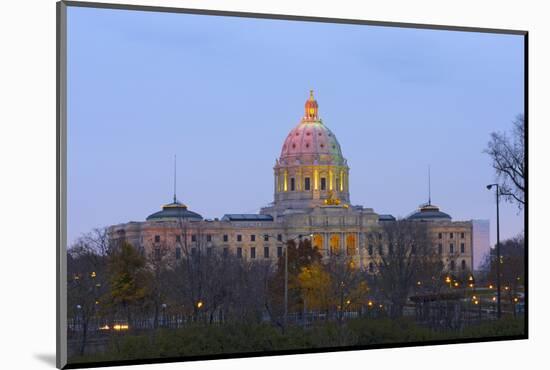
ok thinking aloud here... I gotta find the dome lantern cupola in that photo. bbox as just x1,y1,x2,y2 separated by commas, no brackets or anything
304,90,319,120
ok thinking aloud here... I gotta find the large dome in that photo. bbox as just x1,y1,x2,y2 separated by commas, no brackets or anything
263,91,351,214
279,91,345,166
280,121,344,165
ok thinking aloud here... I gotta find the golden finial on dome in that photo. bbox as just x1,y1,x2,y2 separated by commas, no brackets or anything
309,89,315,100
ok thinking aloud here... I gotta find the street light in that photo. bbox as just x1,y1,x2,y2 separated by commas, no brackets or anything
487,183,502,319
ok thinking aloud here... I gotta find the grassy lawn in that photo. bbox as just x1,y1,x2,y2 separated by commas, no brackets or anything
69,315,525,364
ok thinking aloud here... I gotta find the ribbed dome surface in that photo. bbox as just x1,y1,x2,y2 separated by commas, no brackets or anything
280,120,344,165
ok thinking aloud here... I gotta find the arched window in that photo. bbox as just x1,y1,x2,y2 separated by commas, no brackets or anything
346,234,356,256
450,260,456,271
330,234,340,255
313,234,323,251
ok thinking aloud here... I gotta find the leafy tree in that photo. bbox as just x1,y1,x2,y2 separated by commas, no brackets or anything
106,241,150,326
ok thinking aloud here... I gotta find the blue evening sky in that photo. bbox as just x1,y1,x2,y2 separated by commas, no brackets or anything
67,6,524,247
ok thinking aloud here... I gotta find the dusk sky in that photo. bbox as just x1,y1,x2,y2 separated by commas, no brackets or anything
67,6,524,249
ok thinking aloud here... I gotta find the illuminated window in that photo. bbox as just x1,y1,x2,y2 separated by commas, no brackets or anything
320,177,326,190
304,177,311,190
250,247,256,259
290,178,295,191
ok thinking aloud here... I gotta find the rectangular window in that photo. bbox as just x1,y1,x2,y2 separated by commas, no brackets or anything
277,234,282,242
176,235,181,243
175,247,181,259
223,234,228,242
223,247,229,257
264,234,269,242
304,177,311,191
368,245,373,256
461,232,465,239
191,234,197,242
277,246,283,257
438,243,443,255
460,243,465,253
449,243,454,254
438,233,442,239
264,246,269,258
206,234,212,242
320,177,326,190
290,177,295,191
250,247,256,259
450,232,454,239
250,234,256,242
237,234,242,242
154,235,160,243
237,247,242,258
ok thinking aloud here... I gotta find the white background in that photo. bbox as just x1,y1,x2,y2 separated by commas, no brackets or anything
0,0,547,369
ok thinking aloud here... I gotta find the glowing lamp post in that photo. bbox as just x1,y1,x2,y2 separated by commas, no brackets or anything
486,183,502,319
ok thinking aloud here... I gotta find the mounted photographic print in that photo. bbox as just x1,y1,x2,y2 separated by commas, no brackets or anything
57,1,527,368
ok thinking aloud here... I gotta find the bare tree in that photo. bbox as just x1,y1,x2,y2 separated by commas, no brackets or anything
370,220,442,318
67,229,110,355
323,256,369,321
485,114,525,209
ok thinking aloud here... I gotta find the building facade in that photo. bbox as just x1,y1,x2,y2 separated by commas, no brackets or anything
109,92,474,274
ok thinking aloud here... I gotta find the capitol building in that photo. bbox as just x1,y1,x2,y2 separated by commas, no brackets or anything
109,92,474,273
